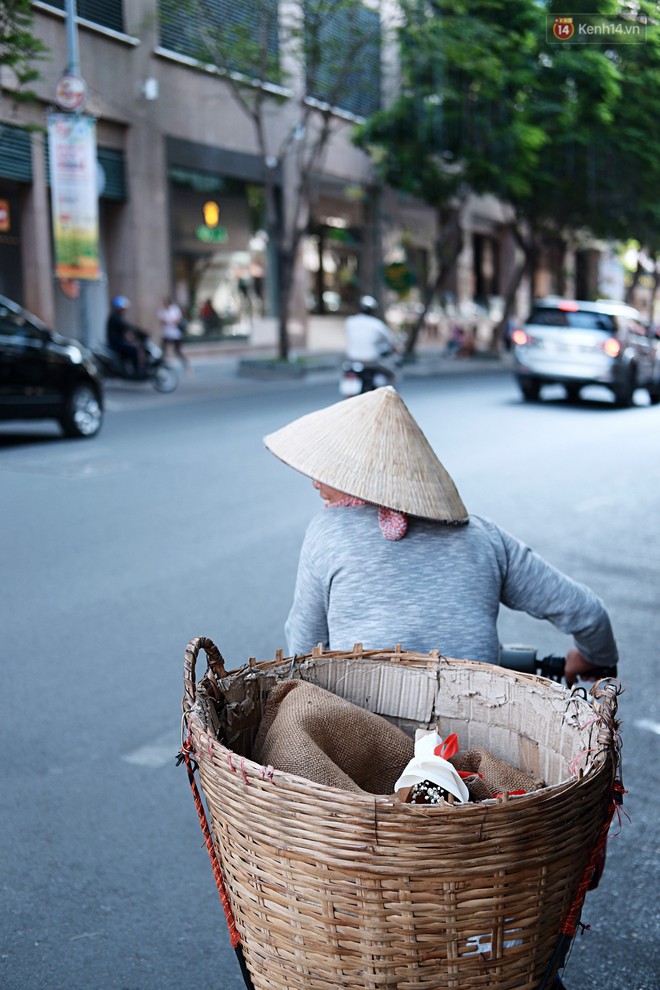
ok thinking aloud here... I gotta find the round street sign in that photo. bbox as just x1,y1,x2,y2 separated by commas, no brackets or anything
55,74,87,112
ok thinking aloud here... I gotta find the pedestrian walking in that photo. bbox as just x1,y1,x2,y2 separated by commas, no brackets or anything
157,296,189,370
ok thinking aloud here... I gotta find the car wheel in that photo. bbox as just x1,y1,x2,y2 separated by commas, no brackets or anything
60,383,103,438
153,364,179,393
517,377,541,402
648,384,660,406
613,366,636,408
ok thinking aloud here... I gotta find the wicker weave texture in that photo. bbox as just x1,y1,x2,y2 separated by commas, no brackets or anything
183,645,617,990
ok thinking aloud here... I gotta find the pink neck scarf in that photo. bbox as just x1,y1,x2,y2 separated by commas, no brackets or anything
326,496,409,541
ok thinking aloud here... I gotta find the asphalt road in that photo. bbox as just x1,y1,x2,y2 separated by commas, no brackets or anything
1,364,658,990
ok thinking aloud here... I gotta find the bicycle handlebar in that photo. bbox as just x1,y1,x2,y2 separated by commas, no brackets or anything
498,645,617,683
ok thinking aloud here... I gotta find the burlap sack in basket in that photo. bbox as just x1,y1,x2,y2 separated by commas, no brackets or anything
252,679,414,793
252,678,544,800
182,639,622,990
451,748,545,800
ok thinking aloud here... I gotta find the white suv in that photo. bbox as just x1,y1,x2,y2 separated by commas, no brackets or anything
512,297,660,407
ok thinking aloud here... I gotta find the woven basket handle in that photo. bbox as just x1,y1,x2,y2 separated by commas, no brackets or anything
182,636,228,714
589,677,621,765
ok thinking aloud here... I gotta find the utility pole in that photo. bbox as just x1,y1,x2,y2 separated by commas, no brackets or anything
49,0,99,348
66,0,89,349
65,0,81,77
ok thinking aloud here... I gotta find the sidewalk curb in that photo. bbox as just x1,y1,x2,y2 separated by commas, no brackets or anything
231,352,513,381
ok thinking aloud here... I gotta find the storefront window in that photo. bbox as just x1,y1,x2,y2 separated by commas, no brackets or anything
168,168,268,338
304,221,362,315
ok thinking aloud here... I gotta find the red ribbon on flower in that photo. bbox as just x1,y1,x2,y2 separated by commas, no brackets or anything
435,733,484,779
434,733,459,759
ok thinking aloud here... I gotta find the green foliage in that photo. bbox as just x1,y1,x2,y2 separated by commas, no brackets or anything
356,0,660,249
587,0,660,251
0,0,48,99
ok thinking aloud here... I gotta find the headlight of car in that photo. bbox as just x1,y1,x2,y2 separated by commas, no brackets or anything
64,345,84,364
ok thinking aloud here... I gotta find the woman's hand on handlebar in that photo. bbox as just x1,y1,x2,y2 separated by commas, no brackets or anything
565,648,607,687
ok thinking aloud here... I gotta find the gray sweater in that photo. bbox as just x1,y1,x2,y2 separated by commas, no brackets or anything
285,506,618,667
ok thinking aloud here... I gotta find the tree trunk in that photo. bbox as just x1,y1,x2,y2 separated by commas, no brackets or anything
403,208,464,356
491,222,536,351
649,261,660,325
625,258,642,305
277,226,306,360
277,246,292,360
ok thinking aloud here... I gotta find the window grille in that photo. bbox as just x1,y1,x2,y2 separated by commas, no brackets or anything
39,0,125,34
159,0,279,79
0,126,32,182
305,1,381,118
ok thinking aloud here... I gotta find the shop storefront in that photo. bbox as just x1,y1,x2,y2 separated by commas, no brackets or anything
303,185,372,316
304,219,363,315
166,140,273,340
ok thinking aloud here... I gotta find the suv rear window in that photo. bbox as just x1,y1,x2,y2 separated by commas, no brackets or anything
528,308,615,333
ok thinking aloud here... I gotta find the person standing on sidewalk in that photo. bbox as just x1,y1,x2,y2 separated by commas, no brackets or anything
158,296,190,371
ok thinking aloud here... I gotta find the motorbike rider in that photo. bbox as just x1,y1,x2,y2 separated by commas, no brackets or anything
106,296,146,378
344,295,400,371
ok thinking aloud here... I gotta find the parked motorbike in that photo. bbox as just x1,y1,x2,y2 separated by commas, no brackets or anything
93,331,179,393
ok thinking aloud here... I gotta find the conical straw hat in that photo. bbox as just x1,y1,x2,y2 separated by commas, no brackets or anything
264,386,468,522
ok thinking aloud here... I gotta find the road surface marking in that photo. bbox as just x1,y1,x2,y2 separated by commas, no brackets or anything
634,718,660,736
574,495,617,513
122,730,180,768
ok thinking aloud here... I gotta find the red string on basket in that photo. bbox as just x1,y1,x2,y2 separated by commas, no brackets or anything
560,779,623,938
179,737,242,949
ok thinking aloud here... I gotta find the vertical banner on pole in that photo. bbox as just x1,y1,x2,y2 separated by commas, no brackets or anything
47,113,100,281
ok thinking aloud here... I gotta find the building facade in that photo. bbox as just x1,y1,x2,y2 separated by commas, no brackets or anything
1,1,604,351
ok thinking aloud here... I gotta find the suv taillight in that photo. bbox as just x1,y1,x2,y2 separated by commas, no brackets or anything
602,337,621,357
511,328,528,346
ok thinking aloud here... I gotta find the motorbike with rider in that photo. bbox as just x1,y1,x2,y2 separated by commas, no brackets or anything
340,295,402,396
96,295,179,393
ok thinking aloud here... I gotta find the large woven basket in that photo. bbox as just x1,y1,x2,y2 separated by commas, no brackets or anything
181,639,621,990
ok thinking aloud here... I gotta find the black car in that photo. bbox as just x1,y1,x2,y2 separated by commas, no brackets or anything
0,294,104,438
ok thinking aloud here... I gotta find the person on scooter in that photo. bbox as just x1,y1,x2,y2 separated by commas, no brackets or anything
344,295,400,368
106,296,146,378
264,387,619,686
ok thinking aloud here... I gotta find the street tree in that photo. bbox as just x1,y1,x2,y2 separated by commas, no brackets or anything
164,0,386,359
579,1,660,315
355,0,652,350
0,0,48,104
356,0,548,351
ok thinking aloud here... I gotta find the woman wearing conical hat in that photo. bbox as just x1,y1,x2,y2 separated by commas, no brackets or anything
264,387,618,686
